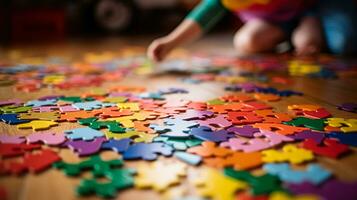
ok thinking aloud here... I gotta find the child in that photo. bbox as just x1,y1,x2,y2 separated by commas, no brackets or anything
148,0,322,62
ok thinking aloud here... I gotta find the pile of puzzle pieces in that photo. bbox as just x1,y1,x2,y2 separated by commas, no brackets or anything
1,51,357,200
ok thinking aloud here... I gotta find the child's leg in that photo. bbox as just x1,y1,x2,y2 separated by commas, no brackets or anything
318,0,357,55
292,16,323,56
234,19,285,55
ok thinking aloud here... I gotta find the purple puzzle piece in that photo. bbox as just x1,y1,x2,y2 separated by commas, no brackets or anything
101,139,132,153
158,87,189,95
64,137,106,156
196,115,232,130
26,132,66,146
338,103,357,113
122,142,174,160
189,126,234,142
0,135,26,144
288,130,325,144
0,99,22,106
177,109,214,120
227,125,260,138
287,179,357,200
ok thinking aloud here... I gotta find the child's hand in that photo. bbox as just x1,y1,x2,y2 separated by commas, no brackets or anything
147,37,174,62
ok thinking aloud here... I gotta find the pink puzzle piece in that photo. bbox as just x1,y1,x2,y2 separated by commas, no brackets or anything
196,115,233,130
0,99,22,106
254,130,294,146
0,135,25,144
26,132,66,146
59,105,78,112
33,106,59,112
220,137,271,152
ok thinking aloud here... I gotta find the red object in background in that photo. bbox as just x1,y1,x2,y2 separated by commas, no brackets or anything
11,8,66,42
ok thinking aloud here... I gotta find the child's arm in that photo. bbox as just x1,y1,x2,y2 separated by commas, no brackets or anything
147,0,227,62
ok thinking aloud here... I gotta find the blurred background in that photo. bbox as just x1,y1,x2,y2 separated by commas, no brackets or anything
0,0,239,45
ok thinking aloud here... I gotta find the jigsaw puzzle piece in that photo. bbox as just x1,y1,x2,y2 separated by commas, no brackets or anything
26,132,66,146
196,115,232,130
326,118,357,132
220,138,271,152
224,167,282,195
194,168,247,200
263,163,331,185
0,105,32,113
64,137,106,156
301,138,349,158
284,117,326,131
174,152,202,165
327,132,357,147
253,123,309,135
288,130,325,144
122,142,174,161
59,110,98,122
0,135,25,144
101,139,132,153
135,161,186,191
220,94,254,102
177,109,214,120
187,141,232,157
73,100,114,111
150,118,198,138
254,110,292,123
0,143,40,157
2,149,61,175
19,112,59,121
189,126,234,142
78,117,126,133
64,127,104,141
254,93,281,102
227,125,260,138
76,168,135,198
0,113,30,124
303,108,331,119
117,102,140,111
105,130,156,143
227,111,263,125
287,179,357,200
337,103,357,113
25,99,57,107
262,144,314,164
153,136,202,150
204,151,263,170
53,155,123,176
17,120,58,131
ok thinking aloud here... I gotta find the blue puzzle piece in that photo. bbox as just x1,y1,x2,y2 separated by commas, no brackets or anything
263,163,331,185
73,101,114,111
189,126,234,142
174,152,202,165
24,99,57,107
150,118,198,138
101,139,132,153
0,113,30,125
255,87,303,97
158,87,188,95
122,142,174,161
328,132,357,147
64,127,104,141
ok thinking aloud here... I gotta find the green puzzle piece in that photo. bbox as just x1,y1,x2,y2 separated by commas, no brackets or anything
224,167,283,195
76,168,136,198
284,117,326,131
207,98,225,105
153,136,202,150
78,117,126,133
53,155,123,177
0,105,32,113
59,96,94,103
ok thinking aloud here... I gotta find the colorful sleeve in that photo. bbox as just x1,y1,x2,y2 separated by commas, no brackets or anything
186,0,228,32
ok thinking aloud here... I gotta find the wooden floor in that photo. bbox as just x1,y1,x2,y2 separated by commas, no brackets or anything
0,34,357,200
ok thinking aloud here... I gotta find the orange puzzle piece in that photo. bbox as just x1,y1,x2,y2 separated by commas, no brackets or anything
253,123,309,135
204,151,263,170
254,110,292,123
187,141,233,158
254,93,281,102
227,111,263,125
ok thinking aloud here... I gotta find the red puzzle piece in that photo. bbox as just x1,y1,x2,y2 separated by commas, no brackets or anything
0,143,41,158
303,108,331,119
301,138,349,158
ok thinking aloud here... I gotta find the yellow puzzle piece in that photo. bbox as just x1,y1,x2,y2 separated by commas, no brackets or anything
326,118,357,132
19,112,59,121
288,104,321,111
105,130,156,143
17,120,58,131
269,192,320,200
135,161,186,192
262,144,314,164
108,112,157,128
117,102,140,111
195,168,247,200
